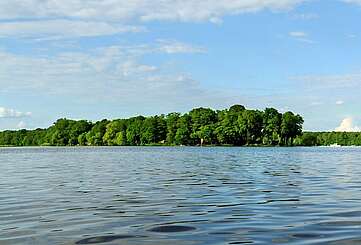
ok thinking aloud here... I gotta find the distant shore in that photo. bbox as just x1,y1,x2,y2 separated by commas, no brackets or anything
1,105,360,147
0,105,305,148
1,143,360,148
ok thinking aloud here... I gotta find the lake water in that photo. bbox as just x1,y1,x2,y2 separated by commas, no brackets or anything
1,147,361,244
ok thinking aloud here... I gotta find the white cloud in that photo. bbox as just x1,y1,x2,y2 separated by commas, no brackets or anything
310,101,323,106
120,60,157,76
335,117,361,132
294,38,315,44
0,1,306,22
0,40,206,94
0,107,32,118
336,100,345,105
0,45,239,109
0,1,307,39
17,121,27,129
289,31,308,38
288,31,315,44
157,39,207,54
116,40,207,55
343,0,361,6
0,20,144,39
291,13,319,20
290,73,361,89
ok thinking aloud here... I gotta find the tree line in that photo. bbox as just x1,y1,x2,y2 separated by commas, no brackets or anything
0,105,304,147
295,132,361,146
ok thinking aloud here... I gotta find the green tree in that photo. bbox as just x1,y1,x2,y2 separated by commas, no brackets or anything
263,108,282,145
189,108,217,145
86,119,109,146
69,120,92,145
175,114,192,145
165,113,180,144
78,133,88,146
198,124,216,145
141,117,158,144
238,110,263,145
0,104,308,147
280,112,304,146
215,106,244,145
126,116,145,145
103,120,126,146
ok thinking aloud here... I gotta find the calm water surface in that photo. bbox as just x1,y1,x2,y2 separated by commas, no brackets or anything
1,147,361,244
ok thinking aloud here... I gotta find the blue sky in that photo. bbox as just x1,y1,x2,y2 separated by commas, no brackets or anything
0,0,361,131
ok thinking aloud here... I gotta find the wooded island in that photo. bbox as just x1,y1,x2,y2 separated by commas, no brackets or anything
1,105,360,147
0,105,308,147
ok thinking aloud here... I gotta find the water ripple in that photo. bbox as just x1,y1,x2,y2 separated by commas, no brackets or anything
1,147,361,244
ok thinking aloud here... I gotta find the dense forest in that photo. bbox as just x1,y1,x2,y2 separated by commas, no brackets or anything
0,105,305,147
295,132,361,146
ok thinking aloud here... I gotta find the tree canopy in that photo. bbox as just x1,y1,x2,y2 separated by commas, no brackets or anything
0,105,305,147
295,131,361,146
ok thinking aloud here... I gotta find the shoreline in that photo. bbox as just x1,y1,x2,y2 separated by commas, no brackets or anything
1,145,359,148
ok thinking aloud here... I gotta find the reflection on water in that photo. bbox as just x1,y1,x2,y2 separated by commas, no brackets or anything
75,234,144,244
1,147,361,244
149,225,196,233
